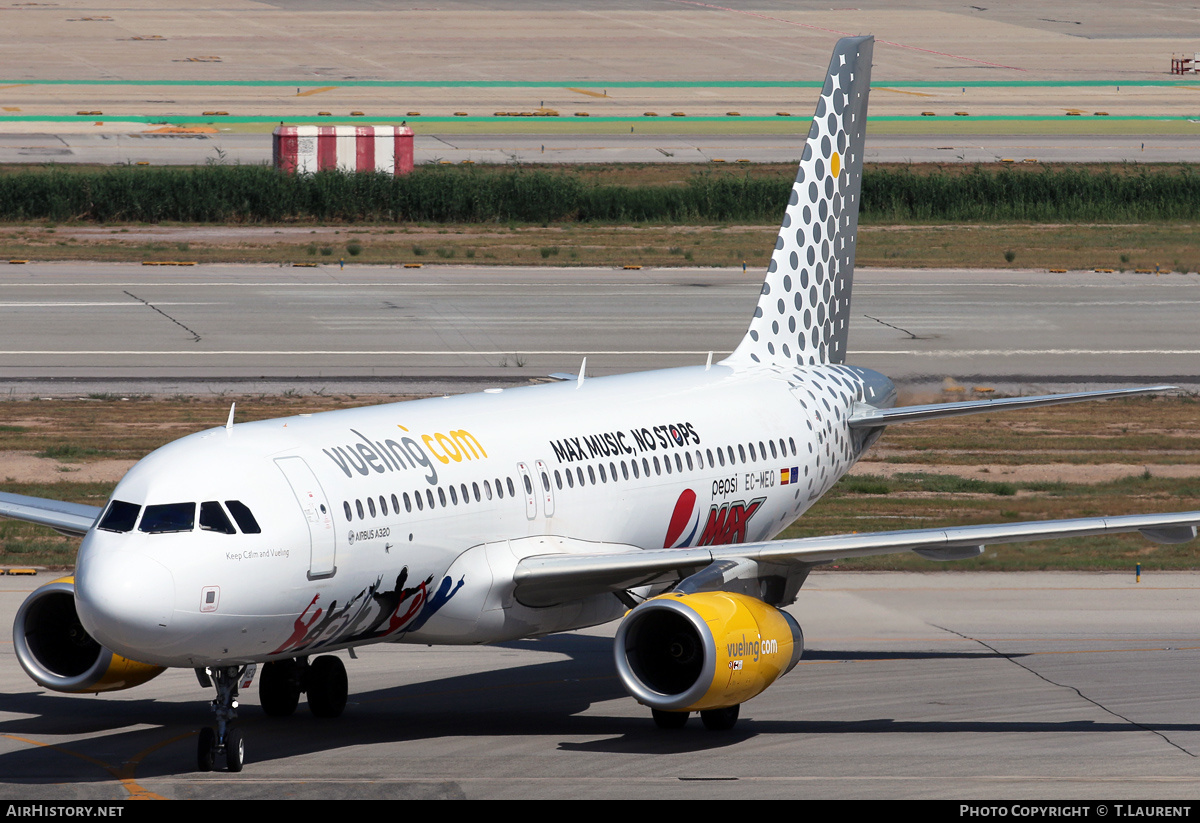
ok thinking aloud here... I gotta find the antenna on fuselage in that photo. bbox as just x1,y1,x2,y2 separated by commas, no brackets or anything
705,351,713,371
225,402,236,432
577,357,587,389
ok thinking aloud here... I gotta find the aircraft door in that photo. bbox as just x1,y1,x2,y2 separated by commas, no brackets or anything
534,459,555,517
274,456,337,579
516,461,537,520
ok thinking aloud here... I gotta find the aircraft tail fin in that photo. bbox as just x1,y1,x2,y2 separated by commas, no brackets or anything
725,35,873,368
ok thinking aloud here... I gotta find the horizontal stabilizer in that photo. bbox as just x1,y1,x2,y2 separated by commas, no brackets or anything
0,492,101,537
847,385,1175,428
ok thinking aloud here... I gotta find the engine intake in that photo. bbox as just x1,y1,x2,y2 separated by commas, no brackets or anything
614,591,803,712
13,577,164,693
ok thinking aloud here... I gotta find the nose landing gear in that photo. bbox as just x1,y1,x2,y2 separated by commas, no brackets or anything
195,664,254,772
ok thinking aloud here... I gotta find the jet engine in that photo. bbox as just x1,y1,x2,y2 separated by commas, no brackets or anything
13,576,164,693
614,590,803,713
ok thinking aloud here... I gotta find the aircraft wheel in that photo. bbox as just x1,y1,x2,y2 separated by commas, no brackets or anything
225,728,245,773
307,655,348,718
197,726,216,772
651,709,689,730
260,659,301,717
700,705,739,731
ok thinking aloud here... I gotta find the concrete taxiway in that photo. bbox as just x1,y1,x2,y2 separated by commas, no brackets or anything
2,132,1197,167
3,570,1200,799
0,264,1196,397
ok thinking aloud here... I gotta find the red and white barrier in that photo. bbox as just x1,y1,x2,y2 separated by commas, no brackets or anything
273,125,414,175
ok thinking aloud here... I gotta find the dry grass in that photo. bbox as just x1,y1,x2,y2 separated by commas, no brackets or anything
3,221,1198,271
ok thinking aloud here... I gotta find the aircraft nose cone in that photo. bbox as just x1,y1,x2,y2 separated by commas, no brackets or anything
75,548,176,656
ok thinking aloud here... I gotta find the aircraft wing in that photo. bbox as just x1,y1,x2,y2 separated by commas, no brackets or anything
513,511,1200,606
0,492,101,537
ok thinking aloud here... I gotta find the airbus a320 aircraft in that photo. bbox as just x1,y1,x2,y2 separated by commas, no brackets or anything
4,35,1199,773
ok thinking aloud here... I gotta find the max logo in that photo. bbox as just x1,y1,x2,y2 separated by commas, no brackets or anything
664,490,765,548
699,497,765,546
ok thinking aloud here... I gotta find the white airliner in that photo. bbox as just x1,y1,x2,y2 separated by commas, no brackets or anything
5,35,1199,773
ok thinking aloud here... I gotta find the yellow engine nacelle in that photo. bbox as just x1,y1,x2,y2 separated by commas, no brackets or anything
614,591,803,712
12,577,164,693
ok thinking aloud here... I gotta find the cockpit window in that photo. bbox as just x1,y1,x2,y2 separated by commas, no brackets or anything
225,500,262,534
139,502,196,534
199,501,237,534
98,500,140,533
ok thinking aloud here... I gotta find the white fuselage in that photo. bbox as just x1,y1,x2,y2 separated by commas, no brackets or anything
74,361,893,668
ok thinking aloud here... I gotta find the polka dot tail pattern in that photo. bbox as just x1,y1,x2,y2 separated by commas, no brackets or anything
726,35,873,369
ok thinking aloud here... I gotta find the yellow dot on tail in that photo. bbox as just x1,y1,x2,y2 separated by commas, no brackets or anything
832,152,841,177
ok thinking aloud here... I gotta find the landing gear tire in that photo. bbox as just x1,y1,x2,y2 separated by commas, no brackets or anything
260,659,301,717
700,704,739,731
307,655,348,718
197,726,217,772
225,728,245,773
651,709,689,729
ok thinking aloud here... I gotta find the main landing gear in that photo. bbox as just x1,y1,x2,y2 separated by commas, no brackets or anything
259,655,348,719
651,704,740,731
195,664,252,772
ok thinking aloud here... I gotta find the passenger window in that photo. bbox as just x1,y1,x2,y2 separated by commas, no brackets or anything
225,500,261,534
738,444,746,463
368,497,377,517
506,477,516,497
414,490,424,511
200,501,236,535
139,502,195,534
438,487,447,507
379,495,388,516
449,485,458,505
495,479,503,499
587,466,596,484
426,489,435,509
343,501,353,521
403,492,412,513
473,482,481,502
356,499,365,519
98,500,140,533
461,483,469,503
484,480,494,500
391,493,400,513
